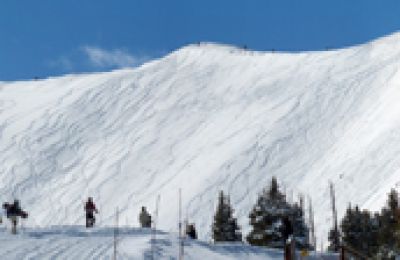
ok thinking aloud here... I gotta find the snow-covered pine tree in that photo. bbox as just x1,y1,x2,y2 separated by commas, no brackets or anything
246,177,291,248
212,191,242,242
247,177,311,249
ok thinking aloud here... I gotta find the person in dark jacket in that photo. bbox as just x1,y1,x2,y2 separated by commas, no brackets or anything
2,199,28,234
139,206,152,228
84,197,98,228
186,223,197,239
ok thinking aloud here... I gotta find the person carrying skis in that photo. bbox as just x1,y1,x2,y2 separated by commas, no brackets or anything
139,206,152,228
2,199,28,234
84,197,98,228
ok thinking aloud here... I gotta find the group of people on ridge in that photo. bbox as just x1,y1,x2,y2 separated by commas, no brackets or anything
1,197,197,239
84,199,199,238
84,198,197,238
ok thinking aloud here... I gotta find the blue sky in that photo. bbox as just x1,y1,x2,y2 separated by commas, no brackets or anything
1,0,399,81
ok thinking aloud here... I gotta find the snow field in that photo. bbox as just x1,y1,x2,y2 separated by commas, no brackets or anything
0,32,400,249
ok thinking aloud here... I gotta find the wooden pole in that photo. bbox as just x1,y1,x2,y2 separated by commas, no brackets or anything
113,207,119,260
308,196,316,250
152,195,160,260
329,181,340,251
178,189,184,260
340,246,345,260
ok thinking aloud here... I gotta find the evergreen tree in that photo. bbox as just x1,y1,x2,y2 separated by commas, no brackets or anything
247,177,290,248
289,201,311,249
396,212,400,253
341,204,356,248
337,188,400,258
359,210,379,255
212,191,242,242
377,189,400,257
247,177,310,249
341,204,379,256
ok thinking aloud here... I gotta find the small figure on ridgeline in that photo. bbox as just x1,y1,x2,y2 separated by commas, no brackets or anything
139,206,152,228
2,199,28,234
185,223,197,239
84,197,98,228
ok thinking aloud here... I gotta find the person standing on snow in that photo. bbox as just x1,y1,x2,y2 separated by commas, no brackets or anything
84,197,98,228
185,223,197,239
2,199,28,234
139,206,152,228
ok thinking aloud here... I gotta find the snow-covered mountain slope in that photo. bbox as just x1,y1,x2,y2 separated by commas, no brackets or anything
1,32,400,246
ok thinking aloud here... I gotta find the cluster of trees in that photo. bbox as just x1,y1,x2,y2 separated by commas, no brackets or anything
211,175,400,257
328,189,400,258
212,177,312,250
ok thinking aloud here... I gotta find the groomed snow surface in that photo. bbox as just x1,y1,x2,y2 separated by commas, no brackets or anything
0,32,400,258
0,226,335,259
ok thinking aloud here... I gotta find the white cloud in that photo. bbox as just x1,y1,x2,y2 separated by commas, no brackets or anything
48,46,151,72
82,46,146,68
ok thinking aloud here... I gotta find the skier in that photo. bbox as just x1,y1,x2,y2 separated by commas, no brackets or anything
185,223,197,239
2,199,28,234
84,197,98,228
139,206,152,228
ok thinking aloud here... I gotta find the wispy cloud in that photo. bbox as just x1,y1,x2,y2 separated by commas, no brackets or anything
81,46,147,68
49,46,151,73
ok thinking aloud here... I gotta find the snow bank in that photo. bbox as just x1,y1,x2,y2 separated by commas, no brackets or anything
0,226,335,259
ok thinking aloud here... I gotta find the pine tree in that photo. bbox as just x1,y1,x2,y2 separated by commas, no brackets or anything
337,188,400,258
212,191,242,242
247,177,311,249
396,211,400,253
341,204,379,256
289,201,311,249
246,177,291,248
377,189,400,256
341,204,356,248
364,211,380,256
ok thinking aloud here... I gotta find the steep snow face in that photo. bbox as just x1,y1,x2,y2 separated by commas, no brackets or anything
1,32,400,245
